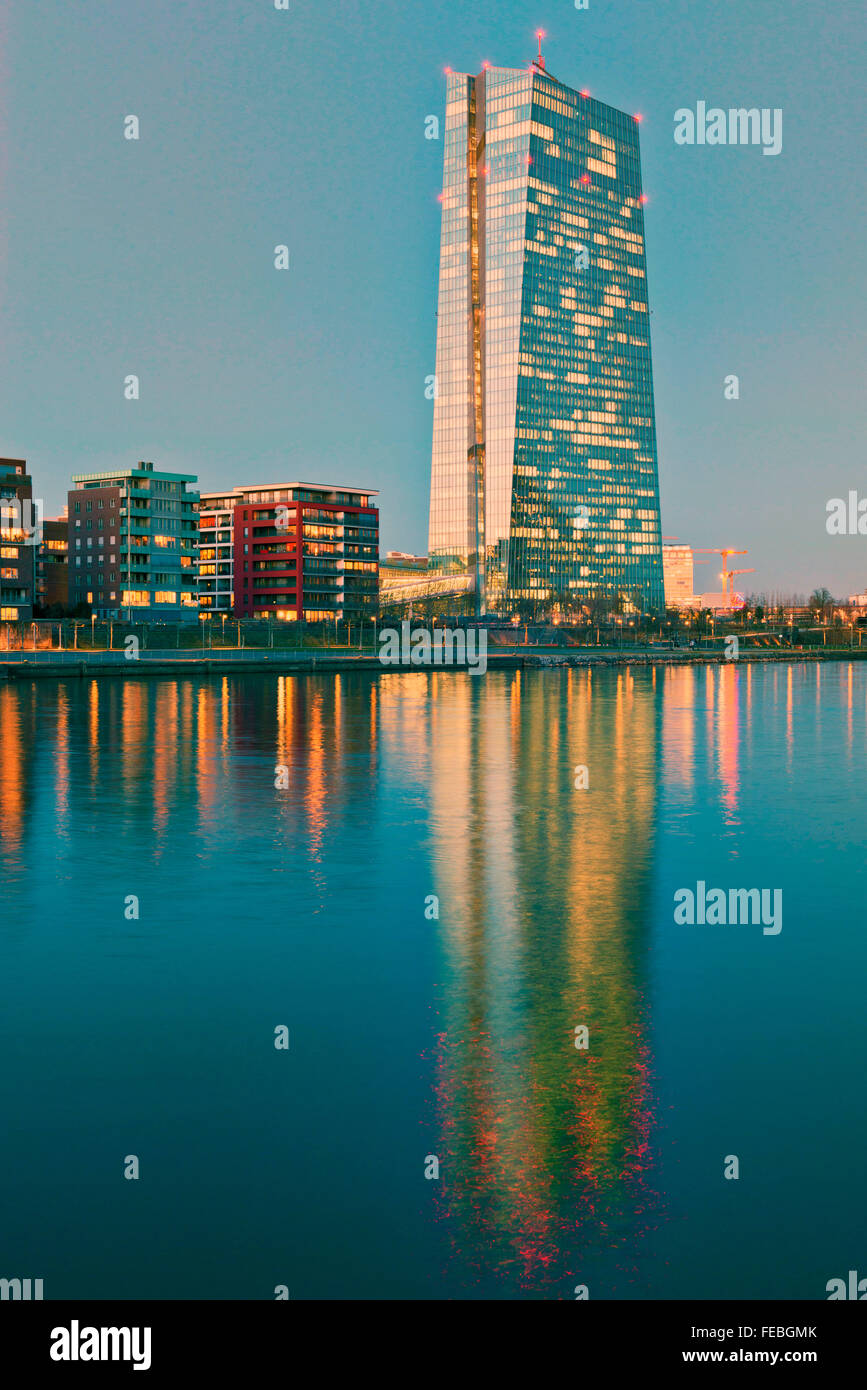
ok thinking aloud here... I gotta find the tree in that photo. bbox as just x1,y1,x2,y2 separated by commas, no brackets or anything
809,587,834,620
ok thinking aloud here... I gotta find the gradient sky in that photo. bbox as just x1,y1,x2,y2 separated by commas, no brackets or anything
0,0,863,596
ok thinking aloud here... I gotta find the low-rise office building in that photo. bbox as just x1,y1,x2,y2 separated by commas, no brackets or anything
198,482,378,621
662,543,695,609
37,514,69,611
68,461,199,619
0,457,37,621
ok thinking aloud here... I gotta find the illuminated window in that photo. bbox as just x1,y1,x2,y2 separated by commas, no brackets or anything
154,590,177,604
121,590,149,607
0,607,17,620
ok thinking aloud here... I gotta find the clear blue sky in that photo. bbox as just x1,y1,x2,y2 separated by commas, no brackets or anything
0,0,863,596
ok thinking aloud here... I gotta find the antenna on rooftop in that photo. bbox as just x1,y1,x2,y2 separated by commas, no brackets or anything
535,30,546,70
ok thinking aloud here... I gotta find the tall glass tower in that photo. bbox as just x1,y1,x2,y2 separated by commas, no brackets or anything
427,51,665,616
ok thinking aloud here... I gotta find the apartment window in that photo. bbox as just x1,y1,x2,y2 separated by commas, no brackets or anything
86,501,92,512
74,502,81,513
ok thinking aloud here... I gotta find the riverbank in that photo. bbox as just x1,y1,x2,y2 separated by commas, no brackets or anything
1,646,865,679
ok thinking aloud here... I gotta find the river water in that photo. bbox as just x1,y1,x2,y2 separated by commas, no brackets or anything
0,662,863,1298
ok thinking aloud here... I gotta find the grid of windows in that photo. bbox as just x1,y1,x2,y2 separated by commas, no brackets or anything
427,63,664,613
68,468,199,617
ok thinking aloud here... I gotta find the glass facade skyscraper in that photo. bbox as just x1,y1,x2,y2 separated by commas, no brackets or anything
427,57,665,615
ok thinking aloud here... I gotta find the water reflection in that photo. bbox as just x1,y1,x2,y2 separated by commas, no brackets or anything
1,662,864,1298
426,669,661,1292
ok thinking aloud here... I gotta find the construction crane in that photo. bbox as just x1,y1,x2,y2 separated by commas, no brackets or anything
727,568,756,603
693,548,751,604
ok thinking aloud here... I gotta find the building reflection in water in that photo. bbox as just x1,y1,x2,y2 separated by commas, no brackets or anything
1,662,863,1296
0,675,382,886
424,668,661,1293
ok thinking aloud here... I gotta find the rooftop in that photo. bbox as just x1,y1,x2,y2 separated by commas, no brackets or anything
200,481,378,497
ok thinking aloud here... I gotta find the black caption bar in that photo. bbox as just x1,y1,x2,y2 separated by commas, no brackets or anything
0,1300,862,1377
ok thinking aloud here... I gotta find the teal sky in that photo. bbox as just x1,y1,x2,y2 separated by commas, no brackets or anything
0,0,863,596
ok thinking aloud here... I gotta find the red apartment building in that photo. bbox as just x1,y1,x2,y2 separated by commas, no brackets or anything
198,481,378,621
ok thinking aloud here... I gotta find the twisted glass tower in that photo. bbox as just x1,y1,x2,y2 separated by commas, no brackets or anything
427,55,665,615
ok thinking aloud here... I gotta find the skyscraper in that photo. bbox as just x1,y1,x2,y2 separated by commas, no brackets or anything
427,49,665,616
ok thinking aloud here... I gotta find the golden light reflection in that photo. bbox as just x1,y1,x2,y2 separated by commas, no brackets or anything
0,686,24,852
716,665,740,824
427,669,659,1289
661,664,695,793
